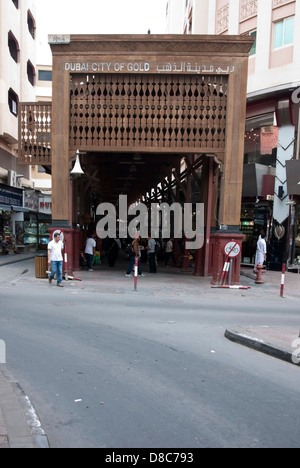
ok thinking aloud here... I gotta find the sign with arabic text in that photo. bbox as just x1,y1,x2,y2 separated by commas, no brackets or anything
64,61,235,75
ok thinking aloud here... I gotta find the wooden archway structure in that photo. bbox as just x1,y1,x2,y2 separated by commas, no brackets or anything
19,35,253,282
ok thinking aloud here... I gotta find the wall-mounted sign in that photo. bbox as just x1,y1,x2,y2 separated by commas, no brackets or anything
0,183,23,207
49,35,70,45
64,61,235,75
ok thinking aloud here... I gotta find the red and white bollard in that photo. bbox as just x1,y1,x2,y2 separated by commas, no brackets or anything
280,264,286,298
220,260,230,285
134,257,139,291
64,248,68,281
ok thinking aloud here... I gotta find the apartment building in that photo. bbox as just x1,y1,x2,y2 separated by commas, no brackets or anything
167,0,300,270
0,0,50,252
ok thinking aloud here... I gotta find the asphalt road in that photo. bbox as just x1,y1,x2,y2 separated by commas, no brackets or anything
1,261,300,448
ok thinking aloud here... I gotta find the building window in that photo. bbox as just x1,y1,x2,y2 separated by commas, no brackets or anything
274,16,294,49
249,30,257,56
12,0,18,8
27,10,36,39
8,89,19,116
27,61,36,86
8,31,20,63
38,70,53,82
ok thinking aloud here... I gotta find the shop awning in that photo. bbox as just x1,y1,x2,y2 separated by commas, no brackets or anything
0,204,29,212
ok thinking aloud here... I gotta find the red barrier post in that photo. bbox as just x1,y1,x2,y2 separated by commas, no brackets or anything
134,257,139,291
280,264,286,298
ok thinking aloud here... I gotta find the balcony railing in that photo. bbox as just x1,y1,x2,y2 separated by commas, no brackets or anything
18,102,52,165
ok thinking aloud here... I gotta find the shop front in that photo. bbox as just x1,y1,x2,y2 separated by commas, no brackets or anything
241,96,298,271
14,189,52,250
286,159,300,270
293,205,300,266
240,203,273,266
0,182,28,254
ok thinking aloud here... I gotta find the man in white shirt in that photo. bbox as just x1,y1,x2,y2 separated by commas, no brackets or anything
85,233,96,271
165,238,177,267
48,233,64,287
147,236,157,273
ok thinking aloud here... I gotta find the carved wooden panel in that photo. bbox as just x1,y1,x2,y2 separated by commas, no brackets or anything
69,73,228,153
19,102,52,165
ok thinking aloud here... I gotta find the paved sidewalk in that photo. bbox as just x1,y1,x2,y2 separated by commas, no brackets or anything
225,326,300,368
0,366,49,449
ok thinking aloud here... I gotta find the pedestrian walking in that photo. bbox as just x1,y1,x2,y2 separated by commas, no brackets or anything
107,238,120,267
147,236,157,273
85,233,97,271
126,234,143,277
165,238,177,267
254,233,267,270
48,233,64,287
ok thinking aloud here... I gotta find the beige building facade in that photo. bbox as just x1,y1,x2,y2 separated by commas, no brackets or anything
0,0,37,169
0,1,51,252
167,0,300,270
168,0,300,97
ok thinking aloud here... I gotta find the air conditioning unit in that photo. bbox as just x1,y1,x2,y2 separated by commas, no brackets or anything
8,170,17,187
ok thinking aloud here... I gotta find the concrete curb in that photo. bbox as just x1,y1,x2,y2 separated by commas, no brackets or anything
0,366,49,448
0,254,36,268
225,328,300,367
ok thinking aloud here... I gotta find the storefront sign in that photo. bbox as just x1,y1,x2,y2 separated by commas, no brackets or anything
39,196,52,214
64,61,235,75
286,160,300,195
0,183,23,208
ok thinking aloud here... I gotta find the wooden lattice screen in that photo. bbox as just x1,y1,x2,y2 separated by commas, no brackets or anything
69,74,228,153
19,102,52,165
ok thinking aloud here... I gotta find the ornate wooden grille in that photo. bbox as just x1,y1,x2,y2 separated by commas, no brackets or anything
69,74,228,153
19,102,52,165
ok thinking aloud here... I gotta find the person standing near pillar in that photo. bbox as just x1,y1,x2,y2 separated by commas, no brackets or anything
48,233,64,287
85,233,96,272
147,236,157,273
165,238,177,267
126,234,143,277
254,234,267,271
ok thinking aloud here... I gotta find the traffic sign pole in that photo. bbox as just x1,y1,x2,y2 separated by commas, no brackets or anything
213,240,251,289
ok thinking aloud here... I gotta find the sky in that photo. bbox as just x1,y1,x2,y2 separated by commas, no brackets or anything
36,0,168,64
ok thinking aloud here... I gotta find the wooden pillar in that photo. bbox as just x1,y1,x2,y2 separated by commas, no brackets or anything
194,156,214,277
51,58,71,227
210,57,249,284
182,166,191,270
218,57,249,229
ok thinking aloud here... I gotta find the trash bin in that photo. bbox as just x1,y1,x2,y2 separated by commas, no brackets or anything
35,255,48,279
